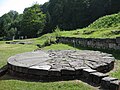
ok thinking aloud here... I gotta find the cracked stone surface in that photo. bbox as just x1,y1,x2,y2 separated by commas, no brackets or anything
7,50,115,80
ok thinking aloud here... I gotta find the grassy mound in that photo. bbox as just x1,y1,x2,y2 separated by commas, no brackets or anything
88,12,120,29
60,12,120,38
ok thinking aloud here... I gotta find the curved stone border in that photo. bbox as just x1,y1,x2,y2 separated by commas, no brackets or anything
7,50,119,89
0,65,8,77
7,50,115,81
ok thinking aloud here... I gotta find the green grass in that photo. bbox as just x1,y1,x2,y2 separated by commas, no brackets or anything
59,12,120,38
0,42,37,68
0,40,96,90
43,43,79,50
0,78,95,90
60,28,120,38
34,33,57,45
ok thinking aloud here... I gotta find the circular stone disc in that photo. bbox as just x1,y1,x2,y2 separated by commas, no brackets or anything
7,50,115,80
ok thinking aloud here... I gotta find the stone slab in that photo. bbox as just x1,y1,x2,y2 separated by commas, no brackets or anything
29,65,51,70
61,67,75,75
82,68,96,80
101,77,118,89
7,50,115,81
90,72,108,85
110,80,120,90
49,69,61,76
116,37,120,44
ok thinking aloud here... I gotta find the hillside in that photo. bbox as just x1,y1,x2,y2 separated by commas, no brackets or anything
60,12,120,38
88,13,120,29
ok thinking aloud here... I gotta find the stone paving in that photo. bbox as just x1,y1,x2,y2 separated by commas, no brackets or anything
7,50,115,79
7,50,120,89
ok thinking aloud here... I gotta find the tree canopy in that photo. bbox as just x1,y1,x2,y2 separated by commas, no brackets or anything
0,1,120,39
20,4,46,38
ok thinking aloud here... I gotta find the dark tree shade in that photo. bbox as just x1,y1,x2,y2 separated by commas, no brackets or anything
48,0,120,31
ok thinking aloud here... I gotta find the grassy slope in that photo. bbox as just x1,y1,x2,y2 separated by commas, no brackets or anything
60,13,120,38
0,40,95,90
60,28,120,38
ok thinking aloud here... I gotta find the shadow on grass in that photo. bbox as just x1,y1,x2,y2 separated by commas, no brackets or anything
0,73,102,90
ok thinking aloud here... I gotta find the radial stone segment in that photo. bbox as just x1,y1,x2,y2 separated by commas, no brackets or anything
7,50,115,81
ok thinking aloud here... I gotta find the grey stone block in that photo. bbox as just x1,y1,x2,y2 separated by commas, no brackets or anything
49,69,61,76
16,67,28,74
110,80,120,90
83,68,96,80
101,77,118,89
61,75,75,80
116,37,120,44
75,67,88,75
61,67,75,75
29,65,51,76
28,69,49,76
90,72,108,85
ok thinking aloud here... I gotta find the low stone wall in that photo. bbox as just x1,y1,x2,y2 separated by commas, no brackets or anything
0,65,8,77
57,37,120,50
8,64,120,90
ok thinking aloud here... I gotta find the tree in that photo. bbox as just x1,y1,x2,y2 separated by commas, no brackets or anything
0,10,19,37
20,4,46,38
48,0,120,30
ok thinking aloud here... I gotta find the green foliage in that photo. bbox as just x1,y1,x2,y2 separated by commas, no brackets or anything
0,0,120,38
7,28,17,37
0,10,20,37
20,4,46,38
88,13,120,29
48,0,120,30
43,44,78,50
43,36,56,47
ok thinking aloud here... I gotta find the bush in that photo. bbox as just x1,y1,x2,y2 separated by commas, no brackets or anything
43,36,56,47
54,26,61,37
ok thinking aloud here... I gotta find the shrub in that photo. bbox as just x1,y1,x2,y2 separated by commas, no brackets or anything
43,36,56,47
54,26,61,37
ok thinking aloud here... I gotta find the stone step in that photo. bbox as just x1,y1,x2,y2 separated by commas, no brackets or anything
110,80,120,90
101,77,118,89
90,72,108,85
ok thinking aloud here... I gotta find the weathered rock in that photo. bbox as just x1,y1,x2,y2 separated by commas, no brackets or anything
90,72,108,85
57,37,120,50
116,37,120,44
29,65,51,76
49,69,61,76
101,77,118,89
82,68,96,80
110,80,120,90
61,67,75,75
